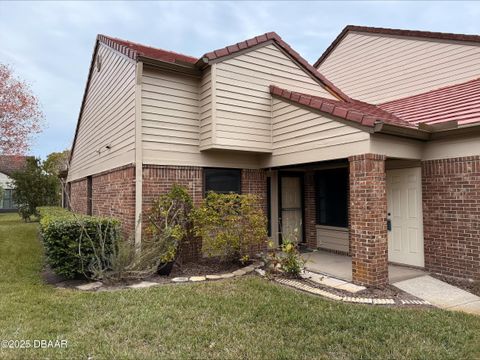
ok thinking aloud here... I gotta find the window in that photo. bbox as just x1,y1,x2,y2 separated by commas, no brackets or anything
204,168,241,194
315,168,348,228
1,189,15,209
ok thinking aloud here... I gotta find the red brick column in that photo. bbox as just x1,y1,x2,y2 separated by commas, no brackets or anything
304,171,317,249
349,154,388,287
422,156,480,280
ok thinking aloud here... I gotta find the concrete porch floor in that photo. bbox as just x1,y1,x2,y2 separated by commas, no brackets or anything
302,251,426,284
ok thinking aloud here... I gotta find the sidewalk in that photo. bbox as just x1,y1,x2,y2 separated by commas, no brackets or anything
393,275,480,315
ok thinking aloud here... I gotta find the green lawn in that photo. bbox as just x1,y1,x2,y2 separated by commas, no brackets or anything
0,213,479,360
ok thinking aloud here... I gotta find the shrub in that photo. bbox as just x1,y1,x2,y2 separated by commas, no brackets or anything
37,206,70,218
39,208,120,279
192,192,267,263
146,184,193,265
264,230,305,278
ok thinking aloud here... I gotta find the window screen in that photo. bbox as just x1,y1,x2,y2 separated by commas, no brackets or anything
204,168,241,194
315,168,348,228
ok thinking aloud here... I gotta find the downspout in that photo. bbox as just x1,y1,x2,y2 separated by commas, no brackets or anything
134,61,144,248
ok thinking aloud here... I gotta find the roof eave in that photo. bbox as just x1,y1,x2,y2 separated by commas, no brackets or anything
138,55,202,77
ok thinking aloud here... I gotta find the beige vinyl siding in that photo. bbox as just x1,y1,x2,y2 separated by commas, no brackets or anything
318,32,480,104
317,226,349,253
68,44,136,181
267,99,370,167
142,67,200,158
212,44,337,152
199,67,213,148
141,67,262,169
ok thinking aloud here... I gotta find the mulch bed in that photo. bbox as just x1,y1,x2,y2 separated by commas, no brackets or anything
42,259,246,289
302,277,419,301
432,274,480,297
148,259,244,282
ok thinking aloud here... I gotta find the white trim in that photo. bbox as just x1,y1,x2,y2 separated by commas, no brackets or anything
134,61,144,248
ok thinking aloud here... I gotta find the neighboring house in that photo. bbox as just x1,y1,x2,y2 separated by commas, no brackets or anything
0,155,28,212
67,26,480,287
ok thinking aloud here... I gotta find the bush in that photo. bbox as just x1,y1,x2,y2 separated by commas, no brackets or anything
11,157,59,221
192,192,267,263
146,184,193,265
37,206,70,218
39,207,120,279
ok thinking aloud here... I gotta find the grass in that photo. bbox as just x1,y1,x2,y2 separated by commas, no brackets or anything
0,213,479,359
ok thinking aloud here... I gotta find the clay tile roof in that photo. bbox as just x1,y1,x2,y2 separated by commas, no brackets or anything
314,25,480,68
198,32,352,102
269,85,412,128
0,155,29,177
97,35,197,64
378,78,480,126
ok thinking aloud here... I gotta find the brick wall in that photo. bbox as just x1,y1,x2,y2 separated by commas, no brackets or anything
70,165,271,262
304,171,317,249
142,165,203,262
69,178,88,214
422,156,480,280
349,154,388,287
91,165,136,236
241,169,268,255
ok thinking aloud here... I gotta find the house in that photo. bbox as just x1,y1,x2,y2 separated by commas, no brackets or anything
67,26,480,287
0,155,28,212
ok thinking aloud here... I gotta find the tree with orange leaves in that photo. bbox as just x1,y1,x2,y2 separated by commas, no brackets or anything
0,63,43,155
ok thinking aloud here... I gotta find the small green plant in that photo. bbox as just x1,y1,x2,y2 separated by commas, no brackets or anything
279,238,305,276
192,192,267,263
146,184,193,266
264,229,305,278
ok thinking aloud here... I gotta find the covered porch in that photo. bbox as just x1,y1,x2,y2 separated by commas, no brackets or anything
267,154,425,288
302,250,426,284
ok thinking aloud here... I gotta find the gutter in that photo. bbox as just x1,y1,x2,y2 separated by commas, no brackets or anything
373,121,480,141
373,122,430,140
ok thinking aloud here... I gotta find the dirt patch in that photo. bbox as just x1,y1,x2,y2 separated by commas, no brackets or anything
41,265,86,288
354,284,418,301
432,274,480,297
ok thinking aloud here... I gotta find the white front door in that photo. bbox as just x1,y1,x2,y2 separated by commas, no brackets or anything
386,167,424,267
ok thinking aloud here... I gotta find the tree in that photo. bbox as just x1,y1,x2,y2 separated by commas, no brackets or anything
43,150,70,177
43,149,70,206
10,157,59,221
0,63,44,155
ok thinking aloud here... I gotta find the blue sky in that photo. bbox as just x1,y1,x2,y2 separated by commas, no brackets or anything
1,1,479,159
